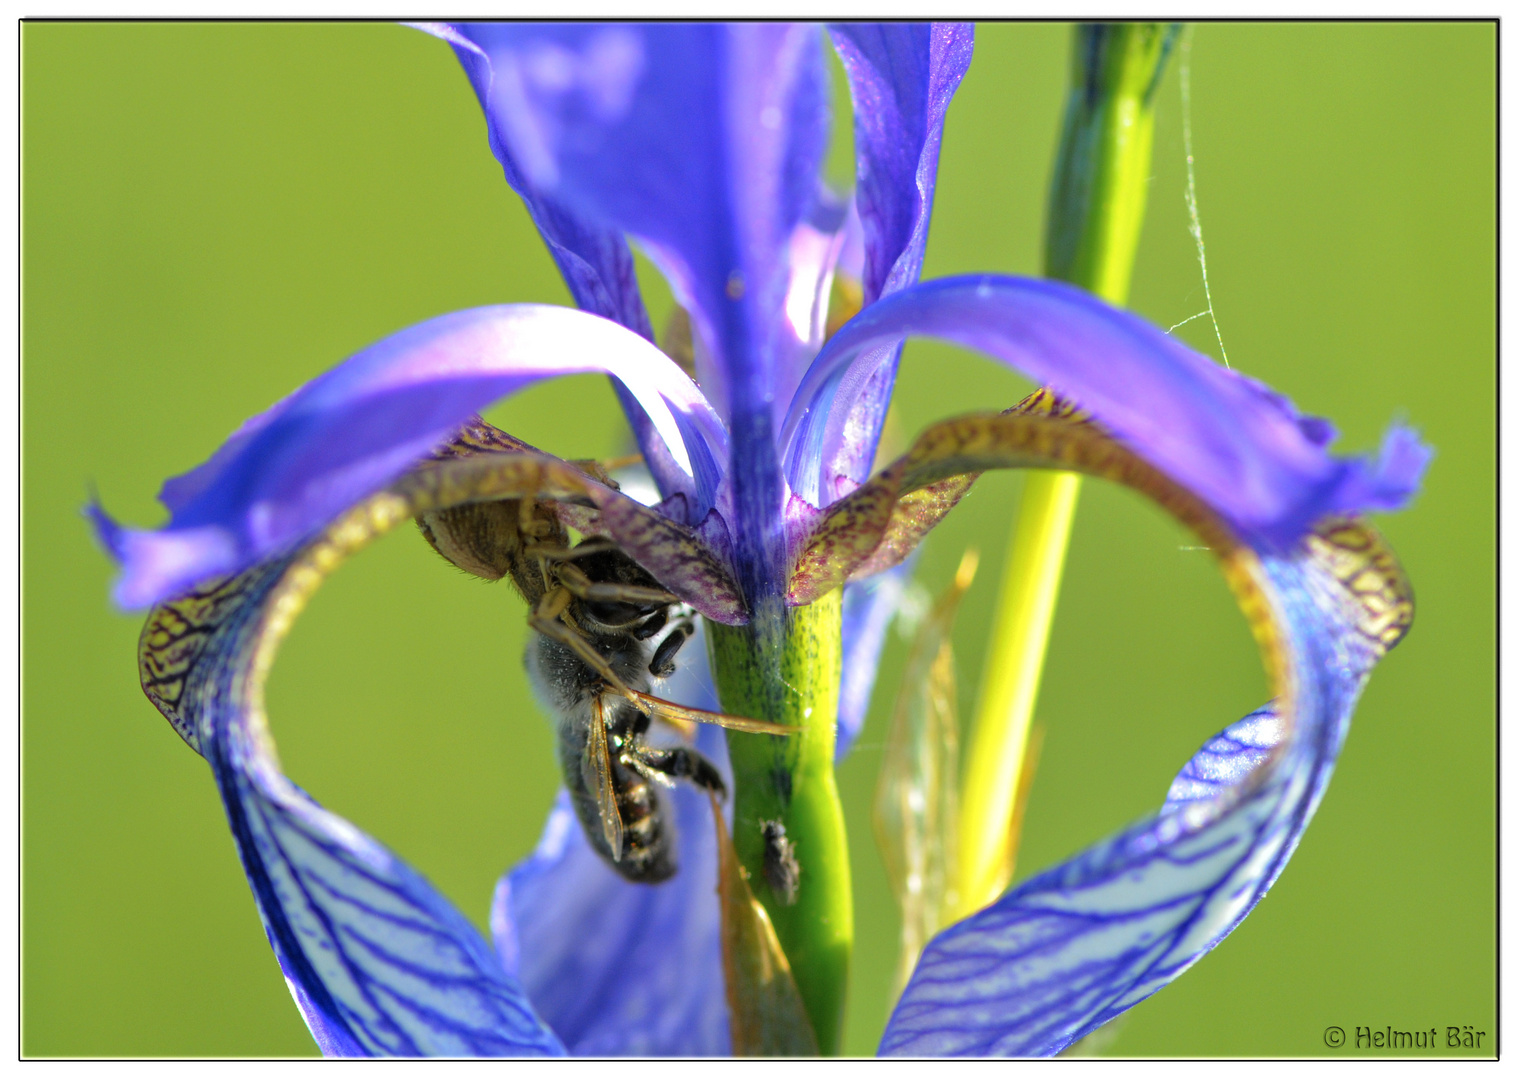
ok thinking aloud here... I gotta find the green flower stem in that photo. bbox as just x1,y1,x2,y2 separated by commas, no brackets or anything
954,23,1178,921
708,591,850,1055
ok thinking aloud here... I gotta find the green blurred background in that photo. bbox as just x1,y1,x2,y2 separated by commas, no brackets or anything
22,22,1493,1057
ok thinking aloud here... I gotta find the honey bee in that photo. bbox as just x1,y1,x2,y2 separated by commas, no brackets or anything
416,447,786,883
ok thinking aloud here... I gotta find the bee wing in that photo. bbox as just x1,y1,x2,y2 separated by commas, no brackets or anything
586,695,624,861
624,689,798,737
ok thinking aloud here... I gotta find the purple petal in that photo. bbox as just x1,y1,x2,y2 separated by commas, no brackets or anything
836,559,914,761
444,22,832,603
881,522,1408,1056
414,24,654,341
491,638,731,1055
769,189,851,421
829,24,974,306
93,305,727,609
785,23,974,504
413,23,695,508
784,276,1431,546
142,560,563,1056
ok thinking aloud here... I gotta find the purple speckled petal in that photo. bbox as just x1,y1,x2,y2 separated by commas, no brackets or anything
784,23,974,504
413,23,694,508
491,638,731,1055
444,22,831,603
881,518,1412,1056
92,305,727,609
138,555,564,1057
836,559,915,761
784,276,1430,549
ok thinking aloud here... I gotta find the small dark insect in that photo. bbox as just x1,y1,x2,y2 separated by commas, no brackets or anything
417,438,789,883
761,819,801,905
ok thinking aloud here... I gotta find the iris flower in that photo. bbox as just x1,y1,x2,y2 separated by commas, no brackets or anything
90,22,1428,1057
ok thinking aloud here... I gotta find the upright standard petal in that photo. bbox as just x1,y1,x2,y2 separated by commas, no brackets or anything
788,23,974,504
880,515,1412,1055
415,22,695,510
92,305,727,610
447,22,832,603
784,275,1430,553
136,498,567,1057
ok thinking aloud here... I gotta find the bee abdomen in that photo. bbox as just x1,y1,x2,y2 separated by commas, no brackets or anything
559,735,677,884
612,774,676,883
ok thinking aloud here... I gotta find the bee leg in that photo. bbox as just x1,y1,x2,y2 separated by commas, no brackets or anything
631,606,669,642
566,453,642,488
647,622,694,678
621,751,678,789
523,538,618,561
555,561,678,607
634,745,727,800
529,589,635,696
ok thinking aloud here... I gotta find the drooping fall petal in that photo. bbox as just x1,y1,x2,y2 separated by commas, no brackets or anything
136,493,567,1056
494,723,734,1056
781,377,1416,1056
880,515,1411,1055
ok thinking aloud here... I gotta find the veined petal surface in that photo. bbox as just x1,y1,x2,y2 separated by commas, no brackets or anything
93,304,727,610
881,515,1412,1056
447,22,831,602
135,497,567,1057
784,275,1429,546
791,23,974,503
781,398,1418,1056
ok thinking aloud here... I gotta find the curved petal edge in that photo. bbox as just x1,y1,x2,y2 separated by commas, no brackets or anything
879,515,1413,1056
137,525,566,1056
93,305,727,610
784,275,1431,546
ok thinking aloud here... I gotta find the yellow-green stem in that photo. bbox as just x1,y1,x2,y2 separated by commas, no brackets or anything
953,470,1080,918
953,23,1178,921
707,592,850,1055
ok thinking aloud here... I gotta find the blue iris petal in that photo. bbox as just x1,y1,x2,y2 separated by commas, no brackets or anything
880,540,1385,1056
784,275,1430,550
167,557,564,1057
790,23,973,504
491,639,732,1055
444,22,831,603
836,559,915,761
413,22,698,512
93,304,727,610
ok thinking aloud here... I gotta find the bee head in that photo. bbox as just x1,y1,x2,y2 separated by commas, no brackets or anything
569,544,670,633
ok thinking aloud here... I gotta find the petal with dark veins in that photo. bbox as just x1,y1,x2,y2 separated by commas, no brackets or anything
135,493,569,1056
880,516,1412,1055
492,636,733,1056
